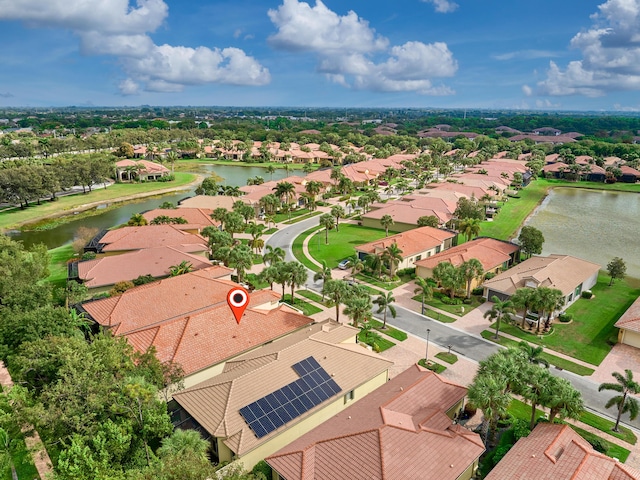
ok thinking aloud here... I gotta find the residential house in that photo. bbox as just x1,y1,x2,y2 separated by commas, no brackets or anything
356,226,457,270
177,195,261,216
71,245,214,292
115,159,170,181
362,196,458,231
141,207,219,234
486,423,640,479
620,165,640,183
615,296,640,348
266,364,484,480
172,321,392,470
87,225,209,256
79,267,312,389
415,238,520,290
481,254,600,308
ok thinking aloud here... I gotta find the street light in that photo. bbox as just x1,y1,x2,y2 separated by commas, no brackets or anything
425,328,431,364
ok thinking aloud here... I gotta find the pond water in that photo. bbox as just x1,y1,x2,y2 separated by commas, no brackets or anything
525,187,640,278
8,164,302,249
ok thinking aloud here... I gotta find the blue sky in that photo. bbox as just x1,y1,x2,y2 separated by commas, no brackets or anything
1,0,640,111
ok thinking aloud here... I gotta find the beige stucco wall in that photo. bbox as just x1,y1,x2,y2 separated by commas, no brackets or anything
619,329,640,349
456,458,480,480
225,369,389,471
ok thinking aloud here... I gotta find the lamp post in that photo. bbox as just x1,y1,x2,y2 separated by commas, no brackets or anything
425,328,431,364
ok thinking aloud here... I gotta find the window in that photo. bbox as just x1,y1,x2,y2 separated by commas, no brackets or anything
416,255,422,261
435,246,441,254
344,390,355,404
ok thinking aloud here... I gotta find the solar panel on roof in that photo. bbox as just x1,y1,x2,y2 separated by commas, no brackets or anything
239,356,342,439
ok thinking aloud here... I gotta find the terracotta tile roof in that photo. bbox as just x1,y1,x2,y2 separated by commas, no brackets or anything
363,202,453,225
431,182,496,198
173,321,392,456
79,267,315,376
615,296,640,333
543,162,570,173
266,364,484,480
77,246,213,288
115,159,169,174
482,254,601,297
356,226,455,257
621,165,640,176
99,225,208,253
177,195,242,209
142,208,219,228
486,423,640,479
415,238,519,271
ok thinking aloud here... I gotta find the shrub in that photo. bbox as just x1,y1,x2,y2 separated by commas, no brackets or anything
512,419,531,441
252,460,272,479
81,251,96,260
471,287,484,296
397,267,416,277
156,174,175,182
588,437,608,453
558,313,573,323
484,272,496,280
338,195,350,201
492,445,513,466
581,290,594,299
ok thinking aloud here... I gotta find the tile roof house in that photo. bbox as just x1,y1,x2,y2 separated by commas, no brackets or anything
177,195,261,214
172,321,392,471
486,423,640,479
415,238,520,290
94,225,209,255
615,296,640,349
356,226,457,270
362,196,458,232
74,245,214,291
79,267,313,388
482,254,600,308
266,364,484,480
141,207,219,234
115,159,170,181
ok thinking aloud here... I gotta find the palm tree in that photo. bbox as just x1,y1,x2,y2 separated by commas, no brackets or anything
365,253,384,279
374,292,396,329
458,218,482,242
260,193,279,216
263,245,285,266
273,181,296,207
229,244,254,283
330,205,345,232
510,288,536,328
382,243,403,279
166,150,178,173
260,264,279,291
485,296,515,340
380,214,394,237
599,370,640,432
459,258,483,299
546,376,584,423
467,374,512,445
524,367,553,429
344,295,372,328
313,261,332,300
323,279,351,323
348,254,365,277
157,428,209,460
414,277,434,315
319,213,335,244
211,207,228,227
127,213,148,226
169,261,193,277
532,287,563,333
265,164,276,181
517,341,549,368
432,262,462,299
287,261,308,303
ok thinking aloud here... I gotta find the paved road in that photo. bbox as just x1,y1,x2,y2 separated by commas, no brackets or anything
378,304,640,431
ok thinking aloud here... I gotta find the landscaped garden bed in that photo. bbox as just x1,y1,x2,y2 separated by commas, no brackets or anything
367,319,407,342
281,295,323,316
411,291,484,316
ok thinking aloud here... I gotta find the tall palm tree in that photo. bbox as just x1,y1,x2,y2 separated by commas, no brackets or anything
263,245,285,266
319,213,335,244
287,262,308,303
432,262,462,299
485,296,515,340
459,258,484,299
533,287,563,333
313,261,332,300
510,288,536,328
458,218,482,242
265,164,276,181
467,375,512,445
166,151,178,173
374,292,396,329
344,295,372,328
517,341,549,368
323,279,350,323
599,370,640,432
546,376,584,423
414,277,434,315
380,214,394,237
330,205,345,232
523,366,553,430
382,243,403,279
273,181,295,207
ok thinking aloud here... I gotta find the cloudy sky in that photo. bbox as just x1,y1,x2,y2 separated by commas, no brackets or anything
2,0,640,110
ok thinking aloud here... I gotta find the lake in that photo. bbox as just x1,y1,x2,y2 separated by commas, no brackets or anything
525,187,640,278
8,164,302,249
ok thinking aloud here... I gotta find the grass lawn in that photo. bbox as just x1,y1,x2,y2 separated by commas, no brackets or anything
307,224,386,269
296,289,335,307
46,243,76,288
283,211,322,225
480,331,595,376
291,227,322,272
0,172,196,231
354,271,413,291
245,273,269,290
423,307,457,323
264,227,278,234
274,208,312,223
367,318,408,341
435,352,458,364
579,410,637,445
358,330,395,352
496,275,640,365
411,292,484,316
418,358,447,374
281,295,323,316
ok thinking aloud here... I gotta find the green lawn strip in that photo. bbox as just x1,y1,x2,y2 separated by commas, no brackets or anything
496,274,640,365
264,227,278,234
508,398,545,422
411,292,483,316
353,271,412,291
296,289,335,308
539,178,640,194
358,330,395,352
435,352,458,364
366,318,407,341
281,295,322,316
423,307,457,323
354,283,384,296
291,227,322,272
46,243,76,286
245,273,269,290
307,224,386,269
273,208,312,223
480,331,595,376
0,172,196,231
570,425,630,462
283,211,321,225
418,358,446,374
579,410,637,445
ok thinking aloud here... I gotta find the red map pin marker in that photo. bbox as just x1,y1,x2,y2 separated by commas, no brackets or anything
227,286,249,324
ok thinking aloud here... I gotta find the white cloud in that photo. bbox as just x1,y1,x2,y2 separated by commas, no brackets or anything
268,0,457,95
421,0,459,13
522,84,533,96
0,0,270,94
536,0,640,96
492,49,561,61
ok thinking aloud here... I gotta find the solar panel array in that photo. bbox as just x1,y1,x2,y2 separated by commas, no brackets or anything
239,356,342,438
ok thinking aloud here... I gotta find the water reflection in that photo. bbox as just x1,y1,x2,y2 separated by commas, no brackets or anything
525,187,640,278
